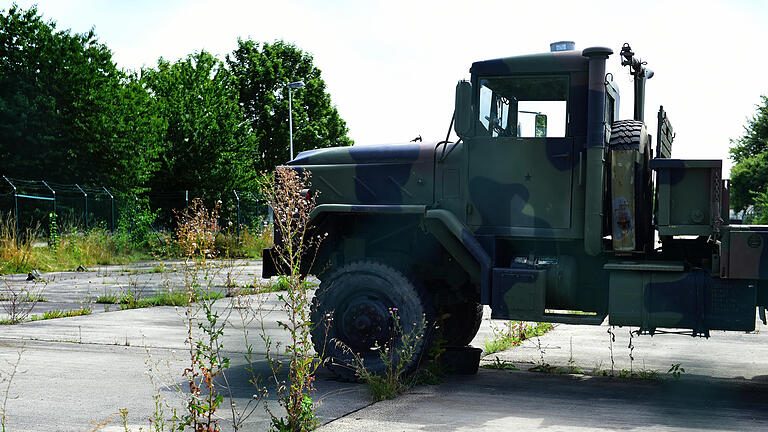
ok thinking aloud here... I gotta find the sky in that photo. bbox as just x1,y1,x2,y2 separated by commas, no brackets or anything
6,0,768,176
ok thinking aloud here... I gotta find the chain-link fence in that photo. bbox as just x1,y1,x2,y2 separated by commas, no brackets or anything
1,175,272,240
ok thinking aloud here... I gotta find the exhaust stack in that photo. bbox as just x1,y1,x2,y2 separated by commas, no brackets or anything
582,46,614,256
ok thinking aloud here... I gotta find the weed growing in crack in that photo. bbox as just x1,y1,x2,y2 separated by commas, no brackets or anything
352,309,428,402
566,336,581,374
484,320,553,355
1,346,23,432
182,296,231,431
528,336,555,373
482,356,519,371
173,198,234,431
258,167,326,431
0,277,46,324
668,363,686,379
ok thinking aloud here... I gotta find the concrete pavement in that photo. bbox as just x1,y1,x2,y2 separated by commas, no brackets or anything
3,262,768,431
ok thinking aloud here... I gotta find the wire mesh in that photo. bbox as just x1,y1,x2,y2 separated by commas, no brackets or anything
0,176,271,239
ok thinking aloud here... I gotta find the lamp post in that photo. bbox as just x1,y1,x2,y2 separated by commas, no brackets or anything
287,81,305,160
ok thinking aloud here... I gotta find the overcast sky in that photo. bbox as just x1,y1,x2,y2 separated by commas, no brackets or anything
7,0,768,175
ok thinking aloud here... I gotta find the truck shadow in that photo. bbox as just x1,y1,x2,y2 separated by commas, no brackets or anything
411,368,768,431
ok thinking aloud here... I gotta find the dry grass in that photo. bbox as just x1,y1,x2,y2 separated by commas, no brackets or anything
0,213,147,274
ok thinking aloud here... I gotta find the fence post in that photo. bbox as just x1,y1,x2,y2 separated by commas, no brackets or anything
3,176,18,244
75,183,87,230
233,190,240,236
103,186,114,232
132,193,139,235
42,180,56,214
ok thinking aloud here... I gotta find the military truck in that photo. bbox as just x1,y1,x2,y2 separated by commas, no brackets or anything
263,42,768,379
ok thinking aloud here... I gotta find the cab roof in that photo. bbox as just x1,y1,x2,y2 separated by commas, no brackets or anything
470,50,589,76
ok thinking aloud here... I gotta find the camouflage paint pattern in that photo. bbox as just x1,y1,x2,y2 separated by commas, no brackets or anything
290,143,435,206
263,44,768,334
609,269,756,334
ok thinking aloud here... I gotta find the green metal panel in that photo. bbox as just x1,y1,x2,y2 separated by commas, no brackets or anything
726,228,768,279
467,137,573,230
652,159,722,236
609,270,756,333
604,261,684,271
491,267,547,321
656,106,674,159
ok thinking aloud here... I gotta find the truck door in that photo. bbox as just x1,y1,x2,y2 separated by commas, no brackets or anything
467,75,573,231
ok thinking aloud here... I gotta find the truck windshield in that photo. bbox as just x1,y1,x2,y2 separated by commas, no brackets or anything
478,76,568,138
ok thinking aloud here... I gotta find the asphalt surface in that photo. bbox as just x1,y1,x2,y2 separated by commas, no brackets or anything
2,261,768,431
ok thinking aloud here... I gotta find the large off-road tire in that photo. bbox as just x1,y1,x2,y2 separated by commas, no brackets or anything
440,302,484,347
310,260,434,381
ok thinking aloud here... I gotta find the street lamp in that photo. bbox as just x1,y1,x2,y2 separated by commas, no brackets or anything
287,81,305,160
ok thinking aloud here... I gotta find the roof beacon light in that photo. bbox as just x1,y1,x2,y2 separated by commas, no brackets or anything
550,41,575,52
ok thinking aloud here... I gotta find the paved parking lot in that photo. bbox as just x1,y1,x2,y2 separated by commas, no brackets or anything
2,261,768,431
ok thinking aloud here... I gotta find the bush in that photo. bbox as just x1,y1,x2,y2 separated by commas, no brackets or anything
214,224,273,258
118,199,159,251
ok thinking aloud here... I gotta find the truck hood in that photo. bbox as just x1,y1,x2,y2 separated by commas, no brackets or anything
287,142,437,206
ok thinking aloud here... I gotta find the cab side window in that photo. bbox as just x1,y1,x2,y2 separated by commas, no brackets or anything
477,76,569,138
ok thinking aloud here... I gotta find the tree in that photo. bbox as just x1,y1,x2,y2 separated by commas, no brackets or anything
729,95,768,212
143,51,257,218
0,4,164,192
227,39,352,172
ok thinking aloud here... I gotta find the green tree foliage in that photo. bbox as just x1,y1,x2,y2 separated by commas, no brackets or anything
0,4,353,218
227,39,352,172
730,95,768,212
0,4,164,192
143,51,257,214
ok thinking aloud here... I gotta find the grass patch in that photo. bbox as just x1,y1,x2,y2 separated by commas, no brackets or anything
227,275,316,297
0,293,47,302
6,307,94,323
587,365,661,380
97,289,224,309
30,307,92,320
96,292,121,304
484,321,554,354
482,356,519,371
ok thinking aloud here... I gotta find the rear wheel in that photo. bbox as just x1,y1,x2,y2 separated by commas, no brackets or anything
440,301,484,347
310,260,434,381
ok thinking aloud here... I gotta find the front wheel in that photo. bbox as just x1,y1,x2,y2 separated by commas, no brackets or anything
310,260,433,381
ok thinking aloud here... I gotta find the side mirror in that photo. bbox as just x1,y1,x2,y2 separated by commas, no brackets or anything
535,113,547,137
454,80,472,138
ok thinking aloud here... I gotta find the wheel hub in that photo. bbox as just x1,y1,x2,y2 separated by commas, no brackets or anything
341,298,391,351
